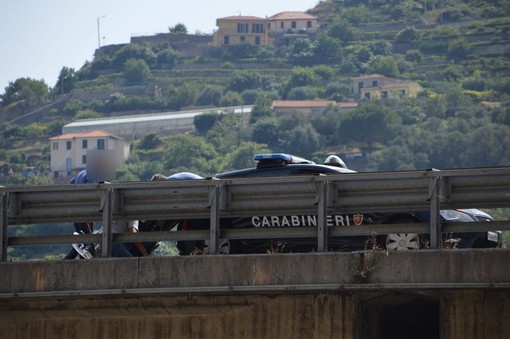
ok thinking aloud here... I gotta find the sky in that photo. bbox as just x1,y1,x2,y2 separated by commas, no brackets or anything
0,0,320,92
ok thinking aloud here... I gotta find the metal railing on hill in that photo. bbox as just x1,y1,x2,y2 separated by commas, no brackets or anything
1,166,510,261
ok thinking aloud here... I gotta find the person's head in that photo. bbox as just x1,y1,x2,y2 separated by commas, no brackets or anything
151,173,167,181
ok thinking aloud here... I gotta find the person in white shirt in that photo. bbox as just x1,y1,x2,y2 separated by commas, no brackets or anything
97,219,149,257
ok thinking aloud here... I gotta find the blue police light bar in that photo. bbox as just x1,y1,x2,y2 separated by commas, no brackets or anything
253,153,292,162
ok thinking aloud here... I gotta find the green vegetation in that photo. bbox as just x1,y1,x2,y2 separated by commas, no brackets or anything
1,0,509,181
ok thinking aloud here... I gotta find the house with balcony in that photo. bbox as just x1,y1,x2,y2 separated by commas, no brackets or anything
212,11,318,47
49,130,129,180
352,74,423,100
267,12,318,45
212,15,271,47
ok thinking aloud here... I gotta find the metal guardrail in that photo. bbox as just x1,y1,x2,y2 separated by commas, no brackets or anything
1,166,510,261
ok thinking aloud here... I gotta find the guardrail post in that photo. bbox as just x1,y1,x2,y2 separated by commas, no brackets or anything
428,173,442,249
317,181,329,252
100,188,113,257
208,185,221,255
0,192,7,262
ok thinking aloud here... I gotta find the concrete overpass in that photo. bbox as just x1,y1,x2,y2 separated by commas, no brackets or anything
1,250,509,339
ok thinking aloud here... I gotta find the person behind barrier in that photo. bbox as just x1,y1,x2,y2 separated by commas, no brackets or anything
64,169,97,259
150,172,205,255
151,172,203,181
95,219,149,257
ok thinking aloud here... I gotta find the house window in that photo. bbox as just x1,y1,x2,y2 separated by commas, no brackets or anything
291,21,296,29
237,23,249,33
382,91,388,99
66,141,72,150
223,36,229,45
52,142,59,150
255,36,261,45
97,139,105,150
66,158,72,172
240,36,246,42
307,21,312,28
358,82,364,93
372,80,378,87
82,140,88,149
53,171,59,178
400,90,406,96
252,23,264,33
280,21,284,29
82,155,87,164
364,92,371,100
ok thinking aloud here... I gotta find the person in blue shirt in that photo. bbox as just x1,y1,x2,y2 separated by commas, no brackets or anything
64,169,98,259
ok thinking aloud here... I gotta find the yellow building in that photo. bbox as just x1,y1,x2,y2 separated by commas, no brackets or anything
351,74,423,100
212,12,318,47
212,16,270,47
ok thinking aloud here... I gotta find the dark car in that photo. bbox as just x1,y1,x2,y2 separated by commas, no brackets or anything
177,153,501,255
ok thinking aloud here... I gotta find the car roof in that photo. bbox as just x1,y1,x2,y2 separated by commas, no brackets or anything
215,153,355,179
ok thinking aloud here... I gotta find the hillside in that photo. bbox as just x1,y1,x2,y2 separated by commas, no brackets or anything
1,0,510,186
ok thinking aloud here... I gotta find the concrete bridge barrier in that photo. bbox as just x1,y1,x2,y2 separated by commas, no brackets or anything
1,250,509,338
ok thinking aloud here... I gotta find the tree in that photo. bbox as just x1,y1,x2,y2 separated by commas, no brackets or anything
156,48,181,69
122,59,151,85
284,67,321,97
206,112,245,153
220,91,243,107
1,77,49,106
279,125,319,159
166,83,198,109
196,86,223,106
54,67,76,95
226,72,276,93
395,26,421,44
169,23,188,34
448,38,470,62
249,96,274,124
327,19,356,45
194,112,222,135
287,38,316,66
251,118,280,149
112,44,156,70
314,35,342,63
338,103,400,153
163,134,218,175
137,133,162,150
368,56,400,78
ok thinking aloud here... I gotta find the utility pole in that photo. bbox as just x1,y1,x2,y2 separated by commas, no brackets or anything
97,15,106,48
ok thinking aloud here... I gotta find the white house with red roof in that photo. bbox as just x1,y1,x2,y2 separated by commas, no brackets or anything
49,130,129,179
267,12,318,35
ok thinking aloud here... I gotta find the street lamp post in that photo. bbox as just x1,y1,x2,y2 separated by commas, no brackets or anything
97,15,106,49
61,75,70,95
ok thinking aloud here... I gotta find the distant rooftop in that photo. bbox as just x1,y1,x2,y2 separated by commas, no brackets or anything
269,12,317,20
49,130,123,141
